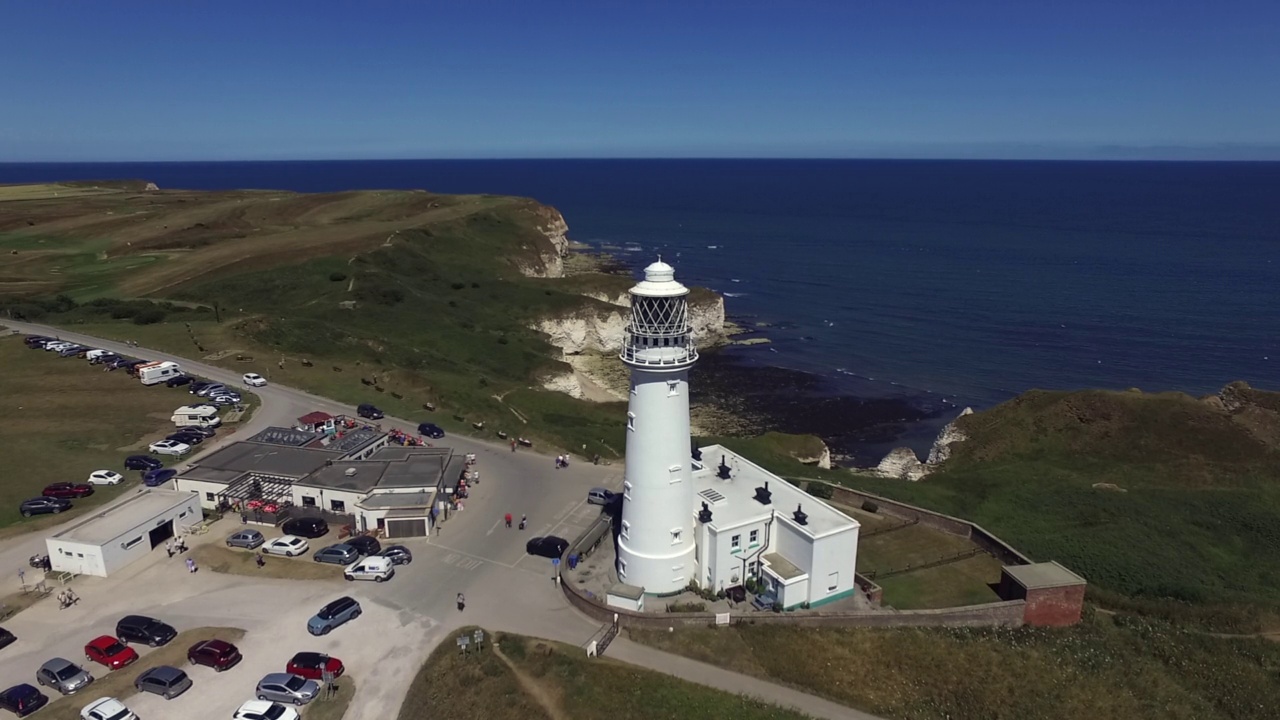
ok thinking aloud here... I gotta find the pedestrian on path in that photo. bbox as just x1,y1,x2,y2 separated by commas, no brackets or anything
165,541,174,559
256,553,266,569
456,593,465,612
510,440,517,452
505,513,512,528
519,515,527,530
185,558,195,573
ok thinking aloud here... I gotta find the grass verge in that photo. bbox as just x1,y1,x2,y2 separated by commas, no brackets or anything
302,678,355,720
627,613,1280,720
192,545,344,582
40,627,245,720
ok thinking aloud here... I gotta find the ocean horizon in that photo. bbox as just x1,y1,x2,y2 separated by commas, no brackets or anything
3,159,1277,463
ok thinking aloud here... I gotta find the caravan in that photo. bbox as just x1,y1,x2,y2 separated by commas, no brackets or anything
171,405,221,429
138,361,183,386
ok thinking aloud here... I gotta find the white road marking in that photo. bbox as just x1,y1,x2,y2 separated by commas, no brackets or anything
484,517,503,536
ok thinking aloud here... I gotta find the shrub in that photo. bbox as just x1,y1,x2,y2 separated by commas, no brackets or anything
329,271,347,282
862,500,879,513
806,482,834,499
451,282,466,290
667,602,706,613
133,308,166,325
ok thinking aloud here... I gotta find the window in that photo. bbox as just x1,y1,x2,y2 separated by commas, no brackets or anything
828,572,839,592
302,496,317,507
731,534,741,551
667,379,680,397
749,529,759,546
623,481,633,500
618,558,627,579
204,492,215,502
178,510,189,519
330,499,346,513
627,412,636,431
671,528,682,545
668,465,683,484
621,520,631,541
121,536,144,550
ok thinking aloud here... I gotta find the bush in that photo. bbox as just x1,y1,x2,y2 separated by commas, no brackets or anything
329,271,347,282
806,482,834,499
667,602,706,613
133,308,167,325
862,500,879,513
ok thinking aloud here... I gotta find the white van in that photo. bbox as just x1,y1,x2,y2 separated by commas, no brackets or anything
171,404,221,428
343,556,394,582
138,361,183,385
85,349,111,362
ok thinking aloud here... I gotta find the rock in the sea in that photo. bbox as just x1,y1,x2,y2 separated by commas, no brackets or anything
876,447,927,481
926,407,973,465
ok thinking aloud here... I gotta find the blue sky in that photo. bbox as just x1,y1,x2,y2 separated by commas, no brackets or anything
3,1,1279,161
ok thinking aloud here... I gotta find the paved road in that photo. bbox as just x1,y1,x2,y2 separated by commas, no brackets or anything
1,322,875,720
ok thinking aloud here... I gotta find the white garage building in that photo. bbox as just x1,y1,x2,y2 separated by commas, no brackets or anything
46,489,201,578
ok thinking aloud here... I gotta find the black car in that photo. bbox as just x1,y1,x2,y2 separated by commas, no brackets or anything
0,684,48,717
188,380,216,394
24,335,52,347
282,517,329,539
90,353,120,365
379,545,413,565
166,375,194,388
166,432,204,445
177,425,216,438
525,536,570,559
357,403,384,420
346,535,381,556
417,422,445,439
20,497,72,518
0,627,15,651
107,356,134,369
115,615,177,647
124,455,164,471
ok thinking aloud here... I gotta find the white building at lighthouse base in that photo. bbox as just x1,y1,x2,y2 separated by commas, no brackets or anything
609,443,861,611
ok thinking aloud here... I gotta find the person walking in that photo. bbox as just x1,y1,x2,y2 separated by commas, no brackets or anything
256,553,266,569
510,439,517,452
505,513,512,528
519,515,527,530
185,558,195,573
65,589,78,606
165,540,174,559
456,593,465,612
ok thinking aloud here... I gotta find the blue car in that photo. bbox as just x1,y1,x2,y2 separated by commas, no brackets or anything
143,469,178,487
0,683,49,717
417,422,444,439
124,455,164,471
307,596,361,636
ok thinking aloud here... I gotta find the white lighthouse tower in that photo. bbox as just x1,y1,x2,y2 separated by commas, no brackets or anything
615,259,698,594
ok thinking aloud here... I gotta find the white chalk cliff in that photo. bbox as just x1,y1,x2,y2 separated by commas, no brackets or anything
875,406,974,481
927,406,973,464
533,294,726,355
516,207,570,278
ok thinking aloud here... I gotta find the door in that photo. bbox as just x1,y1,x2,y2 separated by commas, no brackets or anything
149,521,175,549
386,518,427,538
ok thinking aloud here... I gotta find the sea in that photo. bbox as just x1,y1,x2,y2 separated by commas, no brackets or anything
2,159,1278,464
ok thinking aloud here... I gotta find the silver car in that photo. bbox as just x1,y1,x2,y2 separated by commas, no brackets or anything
255,673,319,706
36,657,94,695
312,544,359,565
226,529,265,549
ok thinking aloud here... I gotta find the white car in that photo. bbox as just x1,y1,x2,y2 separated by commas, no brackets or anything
343,555,395,583
262,535,309,557
45,341,74,352
148,439,192,456
87,470,125,485
233,700,299,720
243,373,267,387
82,697,139,720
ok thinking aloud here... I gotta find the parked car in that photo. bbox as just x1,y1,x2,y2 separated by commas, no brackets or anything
0,627,16,651
254,673,318,706
81,696,139,720
115,615,176,647
36,658,94,695
86,470,124,486
187,639,242,672
175,425,216,438
285,652,344,681
262,536,309,557
188,380,217,394
356,403,384,419
120,359,149,373
148,439,191,456
107,356,134,369
83,636,139,671
123,455,163,471
133,666,191,699
143,468,178,487
378,545,413,565
243,373,267,387
345,535,381,556
525,536,570,559
24,335,52,346
166,374,194,387
233,700,300,720
281,517,328,539
343,556,394,583
91,353,121,366
417,422,445,439
20,497,72,517
306,596,361,636
312,544,359,565
44,341,73,352
194,383,227,397
42,482,94,499
587,487,615,505
58,345,87,357
209,394,242,406
226,529,265,549
166,432,204,446
0,684,48,717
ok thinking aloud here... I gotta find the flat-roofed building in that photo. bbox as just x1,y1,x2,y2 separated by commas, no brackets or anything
45,489,201,577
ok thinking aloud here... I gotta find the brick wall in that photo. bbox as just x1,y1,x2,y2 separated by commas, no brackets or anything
1023,584,1086,627
854,572,883,607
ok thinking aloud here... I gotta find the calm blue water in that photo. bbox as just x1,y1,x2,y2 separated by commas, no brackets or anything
2,160,1277,412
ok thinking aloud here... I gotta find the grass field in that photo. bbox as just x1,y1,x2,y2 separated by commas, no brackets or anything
193,544,345,581
627,614,1280,720
396,628,813,720
39,627,245,720
302,677,354,720
0,335,201,532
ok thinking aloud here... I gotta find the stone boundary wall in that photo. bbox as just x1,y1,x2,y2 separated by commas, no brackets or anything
562,580,1025,629
854,571,883,607
824,483,1033,567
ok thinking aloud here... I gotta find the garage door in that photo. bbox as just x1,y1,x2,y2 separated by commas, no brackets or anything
386,518,427,538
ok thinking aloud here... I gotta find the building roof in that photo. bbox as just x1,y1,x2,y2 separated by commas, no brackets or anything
51,490,198,546
384,507,433,519
358,492,435,510
763,552,806,581
1003,561,1086,590
308,428,383,455
304,448,456,493
189,440,341,478
298,411,333,425
693,445,858,539
246,427,320,448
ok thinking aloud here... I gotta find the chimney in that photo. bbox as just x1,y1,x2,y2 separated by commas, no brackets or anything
717,455,731,480
697,501,713,524
691,441,703,463
754,481,772,505
793,503,808,526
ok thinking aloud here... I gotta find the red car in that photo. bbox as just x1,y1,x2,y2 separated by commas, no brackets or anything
187,639,242,672
84,635,139,670
42,483,94,499
286,651,344,681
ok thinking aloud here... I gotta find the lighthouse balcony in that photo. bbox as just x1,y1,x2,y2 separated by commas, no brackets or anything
621,344,698,367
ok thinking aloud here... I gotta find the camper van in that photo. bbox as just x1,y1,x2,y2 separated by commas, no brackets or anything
171,405,221,428
138,361,183,385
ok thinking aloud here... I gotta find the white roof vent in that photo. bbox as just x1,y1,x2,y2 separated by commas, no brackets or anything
344,467,357,477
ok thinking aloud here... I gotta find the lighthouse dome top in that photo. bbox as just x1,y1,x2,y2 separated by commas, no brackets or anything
630,258,689,298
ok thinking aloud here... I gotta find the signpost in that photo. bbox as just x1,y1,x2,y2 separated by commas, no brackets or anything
472,629,485,651
456,635,471,656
